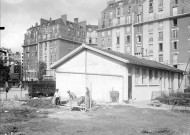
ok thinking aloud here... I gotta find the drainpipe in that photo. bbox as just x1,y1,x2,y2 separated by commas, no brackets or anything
131,12,134,55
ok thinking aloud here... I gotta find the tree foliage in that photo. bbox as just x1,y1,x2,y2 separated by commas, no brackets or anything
37,61,47,81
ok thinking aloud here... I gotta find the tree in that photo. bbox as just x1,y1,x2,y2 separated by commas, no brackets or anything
37,61,47,81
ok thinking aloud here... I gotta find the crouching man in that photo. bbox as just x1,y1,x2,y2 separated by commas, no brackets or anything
67,90,77,100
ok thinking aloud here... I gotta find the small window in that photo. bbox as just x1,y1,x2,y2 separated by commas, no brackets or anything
126,35,131,43
149,70,153,83
117,36,120,44
159,54,163,62
173,19,177,26
173,41,178,50
159,43,163,52
137,35,142,43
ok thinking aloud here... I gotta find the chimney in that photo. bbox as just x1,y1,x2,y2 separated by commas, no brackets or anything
61,14,67,24
74,18,79,24
50,18,52,21
35,22,38,27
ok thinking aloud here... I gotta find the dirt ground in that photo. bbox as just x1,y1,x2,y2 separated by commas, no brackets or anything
0,99,190,135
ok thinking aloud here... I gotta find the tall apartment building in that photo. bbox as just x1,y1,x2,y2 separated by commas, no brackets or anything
97,0,190,87
86,25,98,45
23,15,88,81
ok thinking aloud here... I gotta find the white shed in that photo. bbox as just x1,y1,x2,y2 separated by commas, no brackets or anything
51,44,184,102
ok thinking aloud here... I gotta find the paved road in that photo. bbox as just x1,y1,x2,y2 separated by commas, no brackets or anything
0,87,28,100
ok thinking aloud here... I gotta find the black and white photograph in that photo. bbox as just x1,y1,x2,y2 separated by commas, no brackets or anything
0,0,190,134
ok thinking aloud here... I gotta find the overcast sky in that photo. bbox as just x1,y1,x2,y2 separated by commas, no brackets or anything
0,0,106,52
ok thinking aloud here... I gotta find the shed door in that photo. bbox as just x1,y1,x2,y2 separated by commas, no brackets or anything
87,75,123,103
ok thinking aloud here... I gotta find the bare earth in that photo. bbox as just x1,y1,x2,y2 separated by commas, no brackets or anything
0,100,190,135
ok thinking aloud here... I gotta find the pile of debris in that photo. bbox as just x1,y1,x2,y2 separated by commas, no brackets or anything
148,100,162,107
23,98,57,109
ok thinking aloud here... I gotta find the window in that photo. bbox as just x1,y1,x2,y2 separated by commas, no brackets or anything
125,27,130,34
50,48,53,53
108,19,112,27
173,19,177,26
126,16,131,24
149,23,153,31
101,39,105,46
110,11,113,18
135,68,140,84
89,38,92,44
117,36,120,44
154,70,159,84
174,0,178,4
149,44,153,53
106,31,111,38
102,21,105,28
54,47,56,53
172,29,177,39
173,53,178,64
137,26,141,33
173,7,178,16
149,33,153,42
158,11,163,19
158,31,163,40
137,35,142,43
101,32,105,37
108,38,111,46
126,35,131,43
159,0,163,7
149,70,153,83
173,41,178,50
137,14,142,23
149,0,153,12
116,46,120,52
142,69,147,84
159,43,163,52
158,22,163,30
159,54,163,62
103,12,106,20
117,8,121,16
117,17,120,25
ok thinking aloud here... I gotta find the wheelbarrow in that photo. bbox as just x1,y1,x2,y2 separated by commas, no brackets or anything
67,96,87,112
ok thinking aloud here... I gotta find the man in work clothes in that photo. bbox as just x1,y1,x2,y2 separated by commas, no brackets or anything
54,89,60,105
67,90,77,100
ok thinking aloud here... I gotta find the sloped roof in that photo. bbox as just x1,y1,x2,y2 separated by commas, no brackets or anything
51,44,184,73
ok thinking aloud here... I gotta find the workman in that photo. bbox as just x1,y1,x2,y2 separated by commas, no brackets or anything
67,90,77,100
54,89,60,105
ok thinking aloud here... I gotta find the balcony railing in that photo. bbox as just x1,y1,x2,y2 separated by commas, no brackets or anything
99,19,131,29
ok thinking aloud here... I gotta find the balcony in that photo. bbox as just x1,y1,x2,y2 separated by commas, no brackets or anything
98,18,132,30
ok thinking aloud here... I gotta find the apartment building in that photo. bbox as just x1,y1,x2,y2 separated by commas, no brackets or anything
86,25,98,45
23,15,88,81
98,0,190,87
97,0,145,54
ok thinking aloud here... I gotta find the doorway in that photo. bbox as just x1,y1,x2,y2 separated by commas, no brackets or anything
128,76,132,99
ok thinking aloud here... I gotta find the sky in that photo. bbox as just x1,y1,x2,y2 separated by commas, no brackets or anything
0,0,107,52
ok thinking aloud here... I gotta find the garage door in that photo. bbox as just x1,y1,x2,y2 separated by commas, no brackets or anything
56,73,86,98
87,75,123,103
56,73,123,102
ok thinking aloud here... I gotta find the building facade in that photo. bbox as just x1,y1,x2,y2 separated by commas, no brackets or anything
97,0,190,87
23,15,97,81
86,25,98,45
